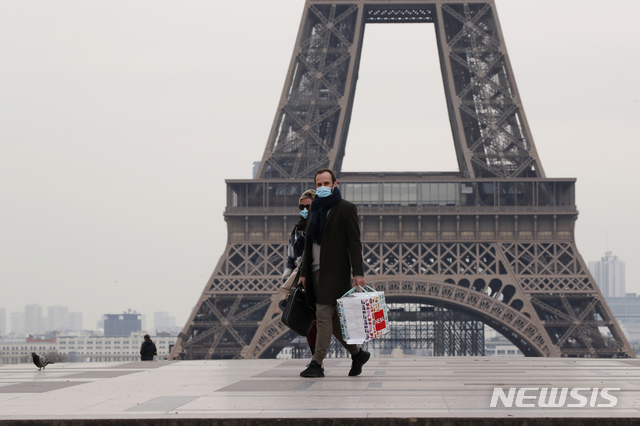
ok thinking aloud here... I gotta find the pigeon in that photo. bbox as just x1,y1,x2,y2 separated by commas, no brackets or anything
31,352,53,371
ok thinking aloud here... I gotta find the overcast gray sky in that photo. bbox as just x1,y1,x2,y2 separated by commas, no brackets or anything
1,0,639,331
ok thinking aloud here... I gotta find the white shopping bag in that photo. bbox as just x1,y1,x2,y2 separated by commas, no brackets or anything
337,285,389,344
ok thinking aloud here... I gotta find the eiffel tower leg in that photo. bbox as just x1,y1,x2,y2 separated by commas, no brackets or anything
171,242,285,359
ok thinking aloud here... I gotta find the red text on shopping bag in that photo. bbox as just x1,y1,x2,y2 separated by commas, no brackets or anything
374,308,386,331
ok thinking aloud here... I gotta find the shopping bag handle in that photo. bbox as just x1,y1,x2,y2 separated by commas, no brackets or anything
341,286,360,298
341,284,378,298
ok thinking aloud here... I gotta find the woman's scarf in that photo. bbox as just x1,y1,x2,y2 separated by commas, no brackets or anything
306,186,342,245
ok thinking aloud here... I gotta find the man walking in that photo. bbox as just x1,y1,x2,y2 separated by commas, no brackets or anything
299,168,370,378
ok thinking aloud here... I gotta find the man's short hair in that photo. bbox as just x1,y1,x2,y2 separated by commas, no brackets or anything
144,334,150,340
314,168,336,184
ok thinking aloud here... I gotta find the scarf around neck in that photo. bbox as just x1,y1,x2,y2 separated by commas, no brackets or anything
306,186,342,245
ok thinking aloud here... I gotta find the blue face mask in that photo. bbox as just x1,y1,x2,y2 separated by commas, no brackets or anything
316,186,332,198
300,208,309,219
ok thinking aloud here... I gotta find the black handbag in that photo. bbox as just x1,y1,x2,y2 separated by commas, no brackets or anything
280,284,316,336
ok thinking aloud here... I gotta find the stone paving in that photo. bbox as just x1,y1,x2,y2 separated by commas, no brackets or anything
0,357,639,422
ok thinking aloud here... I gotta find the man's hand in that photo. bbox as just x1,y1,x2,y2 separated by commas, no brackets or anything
300,276,306,289
352,276,365,287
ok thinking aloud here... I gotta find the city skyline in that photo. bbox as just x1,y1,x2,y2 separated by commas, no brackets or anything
1,1,639,330
0,304,178,336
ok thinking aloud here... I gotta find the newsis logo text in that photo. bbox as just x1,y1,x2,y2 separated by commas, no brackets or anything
490,387,620,408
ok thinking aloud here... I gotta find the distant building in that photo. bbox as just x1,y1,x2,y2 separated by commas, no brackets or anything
10,312,24,336
24,304,43,335
0,336,57,365
485,336,523,357
57,332,175,362
47,306,69,332
605,293,640,344
607,294,640,325
0,307,5,337
68,312,83,331
154,311,177,333
103,313,141,337
141,314,147,333
588,251,626,298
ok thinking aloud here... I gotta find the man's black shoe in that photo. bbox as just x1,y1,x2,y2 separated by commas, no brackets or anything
348,349,370,376
300,360,324,378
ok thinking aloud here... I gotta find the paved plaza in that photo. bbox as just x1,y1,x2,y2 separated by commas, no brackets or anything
0,356,639,424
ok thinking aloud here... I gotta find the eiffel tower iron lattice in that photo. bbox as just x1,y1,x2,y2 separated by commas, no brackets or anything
170,0,634,359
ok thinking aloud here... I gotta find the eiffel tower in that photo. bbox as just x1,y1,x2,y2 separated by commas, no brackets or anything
170,0,634,359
